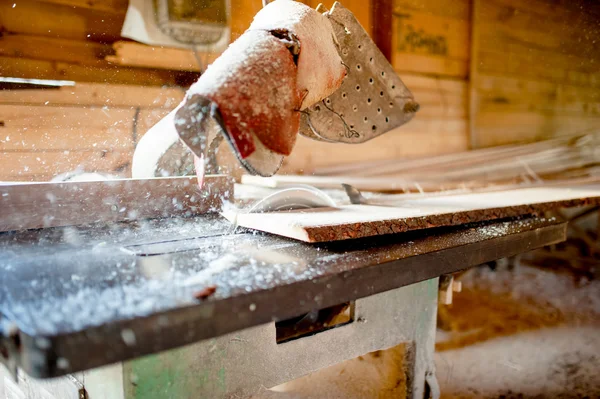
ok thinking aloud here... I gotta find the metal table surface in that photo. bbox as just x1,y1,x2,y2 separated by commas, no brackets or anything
0,214,565,378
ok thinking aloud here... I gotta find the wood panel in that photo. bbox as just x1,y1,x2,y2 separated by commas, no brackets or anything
0,78,189,182
135,108,174,140
0,83,184,108
470,0,600,147
0,1,199,86
105,41,218,73
0,33,113,67
0,0,376,85
35,0,129,13
0,89,186,182
391,0,471,79
0,105,136,151
0,56,199,87
281,120,468,173
225,184,598,242
281,72,470,173
0,0,124,42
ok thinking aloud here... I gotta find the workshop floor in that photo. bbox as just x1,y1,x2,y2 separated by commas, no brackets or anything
260,263,600,399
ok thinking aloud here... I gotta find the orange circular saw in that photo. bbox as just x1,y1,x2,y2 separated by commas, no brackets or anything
132,0,419,187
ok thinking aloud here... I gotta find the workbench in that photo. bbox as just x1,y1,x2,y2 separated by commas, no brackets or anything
0,214,566,398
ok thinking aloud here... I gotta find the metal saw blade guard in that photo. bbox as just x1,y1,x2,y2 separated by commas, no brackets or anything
299,2,419,144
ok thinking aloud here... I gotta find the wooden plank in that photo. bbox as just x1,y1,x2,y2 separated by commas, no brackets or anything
391,0,471,78
0,105,180,182
231,1,373,41
0,0,124,42
105,41,220,73
343,0,373,37
0,82,185,108
0,56,199,87
0,175,231,232
394,0,470,20
225,184,600,242
467,0,481,148
477,47,600,89
280,119,469,173
0,150,133,182
470,0,600,147
301,133,600,191
229,0,262,40
0,33,113,67
36,0,129,13
0,105,135,151
475,75,600,116
480,0,600,62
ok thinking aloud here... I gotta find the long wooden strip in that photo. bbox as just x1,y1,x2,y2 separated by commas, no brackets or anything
0,56,199,87
225,184,600,242
105,41,219,73
0,82,184,109
311,136,571,177
0,175,232,232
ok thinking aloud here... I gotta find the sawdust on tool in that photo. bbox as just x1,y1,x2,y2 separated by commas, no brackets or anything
251,0,345,109
187,29,300,158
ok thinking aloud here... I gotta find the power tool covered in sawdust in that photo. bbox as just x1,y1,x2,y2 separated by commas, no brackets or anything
132,0,419,187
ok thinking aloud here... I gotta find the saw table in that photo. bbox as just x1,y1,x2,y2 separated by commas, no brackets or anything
0,214,565,398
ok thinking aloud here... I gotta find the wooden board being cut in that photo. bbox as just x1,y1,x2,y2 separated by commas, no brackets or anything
225,185,600,242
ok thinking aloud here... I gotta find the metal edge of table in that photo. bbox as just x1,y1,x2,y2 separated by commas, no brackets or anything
5,217,567,378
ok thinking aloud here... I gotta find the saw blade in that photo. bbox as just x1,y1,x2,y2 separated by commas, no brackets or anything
221,185,337,232
246,186,337,213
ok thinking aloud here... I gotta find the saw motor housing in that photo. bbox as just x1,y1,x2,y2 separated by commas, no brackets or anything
131,1,419,180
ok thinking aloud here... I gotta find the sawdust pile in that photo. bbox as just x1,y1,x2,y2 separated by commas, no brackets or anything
437,263,600,399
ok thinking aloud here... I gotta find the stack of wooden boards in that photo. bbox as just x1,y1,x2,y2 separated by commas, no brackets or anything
234,134,600,242
243,133,600,193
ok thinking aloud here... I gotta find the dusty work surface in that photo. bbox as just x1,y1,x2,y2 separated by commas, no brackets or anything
0,215,565,378
229,185,600,242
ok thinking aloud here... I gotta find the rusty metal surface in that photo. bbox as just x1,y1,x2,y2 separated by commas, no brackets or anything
0,215,566,378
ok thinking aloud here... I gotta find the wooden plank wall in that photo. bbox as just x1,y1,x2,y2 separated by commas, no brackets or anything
470,0,600,148
282,0,472,172
0,0,200,86
0,84,183,181
1,0,599,181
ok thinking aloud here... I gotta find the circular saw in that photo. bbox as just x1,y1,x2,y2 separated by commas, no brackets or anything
132,0,419,187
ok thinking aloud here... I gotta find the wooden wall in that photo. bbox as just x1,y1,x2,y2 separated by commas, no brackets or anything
0,84,182,181
0,0,599,181
469,0,600,148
